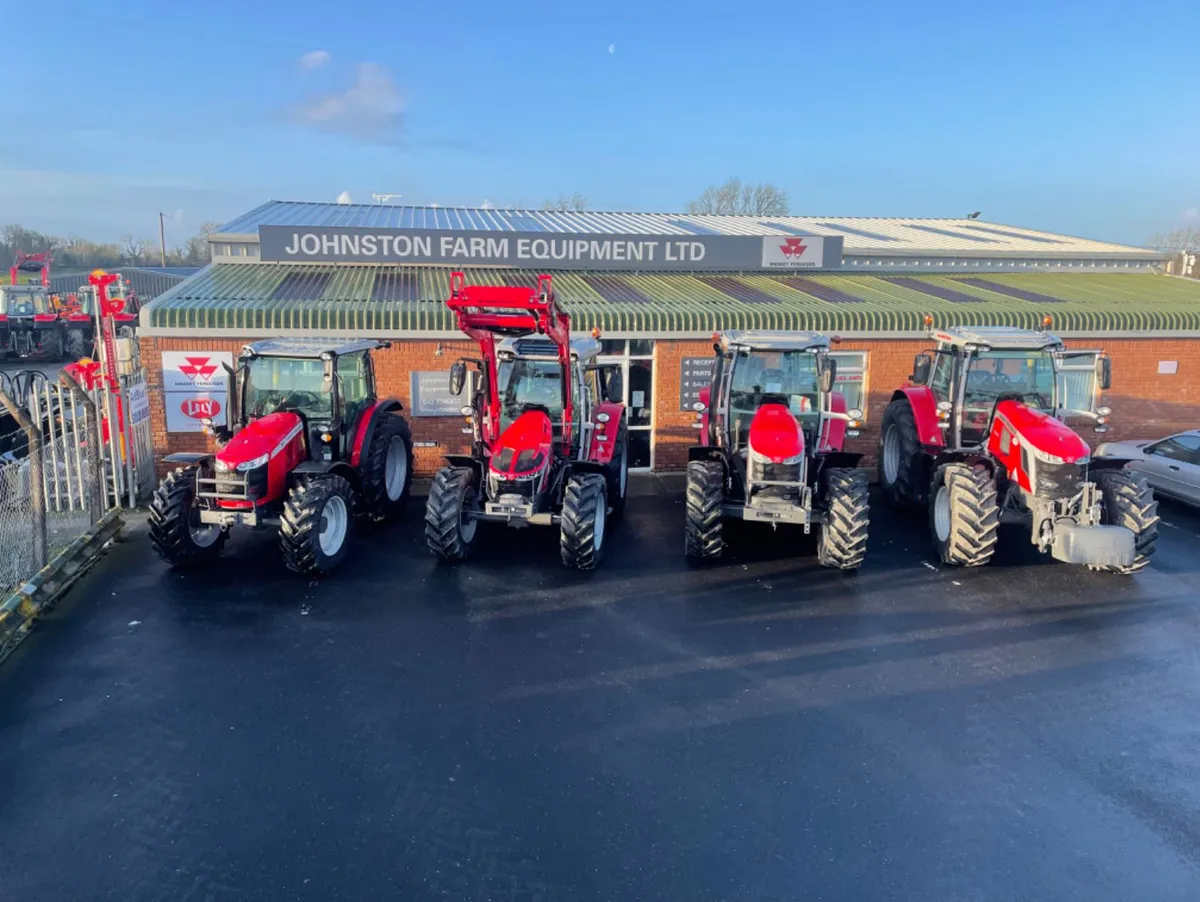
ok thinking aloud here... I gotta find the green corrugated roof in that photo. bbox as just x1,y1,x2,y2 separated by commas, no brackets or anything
145,265,1200,334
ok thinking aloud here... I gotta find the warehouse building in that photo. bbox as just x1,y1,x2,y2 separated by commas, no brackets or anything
140,201,1200,476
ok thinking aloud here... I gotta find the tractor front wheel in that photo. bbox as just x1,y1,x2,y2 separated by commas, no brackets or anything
1093,470,1159,574
560,472,608,571
148,466,227,568
930,463,999,567
684,460,725,561
361,413,413,521
425,466,480,561
279,475,355,577
818,468,870,570
879,399,920,507
65,329,87,361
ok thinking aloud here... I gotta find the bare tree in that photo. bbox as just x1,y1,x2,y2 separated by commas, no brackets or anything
120,233,150,264
687,177,790,216
541,193,587,212
1150,226,1200,255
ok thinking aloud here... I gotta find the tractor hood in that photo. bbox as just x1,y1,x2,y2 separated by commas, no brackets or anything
490,409,553,478
994,400,1090,463
747,403,805,463
215,411,305,470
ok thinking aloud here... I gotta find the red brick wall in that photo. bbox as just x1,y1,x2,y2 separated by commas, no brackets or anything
143,335,1200,477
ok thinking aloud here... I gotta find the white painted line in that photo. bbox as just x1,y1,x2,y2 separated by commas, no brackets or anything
921,561,939,572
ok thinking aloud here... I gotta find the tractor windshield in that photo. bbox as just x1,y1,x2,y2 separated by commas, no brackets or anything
729,349,819,450
497,358,564,430
960,349,1056,444
242,357,332,422
2,289,50,316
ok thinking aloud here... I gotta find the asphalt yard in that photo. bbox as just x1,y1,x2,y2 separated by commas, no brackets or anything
3,476,1200,901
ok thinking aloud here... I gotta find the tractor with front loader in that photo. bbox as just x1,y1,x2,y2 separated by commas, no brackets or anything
878,320,1158,573
3,252,63,360
149,338,414,578
425,272,628,571
683,330,870,568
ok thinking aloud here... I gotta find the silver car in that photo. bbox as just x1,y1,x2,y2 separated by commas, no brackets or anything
1095,430,1200,506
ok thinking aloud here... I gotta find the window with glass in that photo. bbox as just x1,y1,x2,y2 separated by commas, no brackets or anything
729,349,819,450
1150,434,1200,465
929,351,955,402
243,357,331,421
829,350,868,416
598,340,655,468
338,352,373,427
497,358,577,434
961,349,1056,445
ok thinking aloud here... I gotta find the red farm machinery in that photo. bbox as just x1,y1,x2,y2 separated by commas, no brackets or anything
2,252,63,359
148,339,414,578
684,330,870,569
879,320,1158,573
60,272,140,360
424,272,629,570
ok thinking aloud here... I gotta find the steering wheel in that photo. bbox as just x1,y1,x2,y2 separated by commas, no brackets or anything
280,390,323,410
251,391,287,417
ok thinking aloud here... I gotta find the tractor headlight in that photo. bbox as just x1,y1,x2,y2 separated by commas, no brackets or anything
236,453,269,472
1096,406,1111,417
214,459,229,472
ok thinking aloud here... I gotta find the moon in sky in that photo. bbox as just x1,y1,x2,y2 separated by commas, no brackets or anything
608,44,615,54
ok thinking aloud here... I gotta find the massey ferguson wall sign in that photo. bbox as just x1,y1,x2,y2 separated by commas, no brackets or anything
162,350,233,432
258,226,843,272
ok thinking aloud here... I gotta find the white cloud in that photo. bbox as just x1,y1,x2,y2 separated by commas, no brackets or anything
299,50,331,69
172,208,185,224
336,191,352,204
290,62,405,143
1184,207,1198,222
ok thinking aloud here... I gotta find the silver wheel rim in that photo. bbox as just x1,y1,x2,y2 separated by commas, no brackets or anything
883,426,900,484
319,494,349,555
593,492,607,552
190,521,220,548
460,487,478,543
934,484,951,542
384,436,407,501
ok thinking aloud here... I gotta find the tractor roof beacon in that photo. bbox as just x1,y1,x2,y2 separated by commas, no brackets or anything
684,329,870,569
878,317,1159,574
424,272,629,571
148,337,414,580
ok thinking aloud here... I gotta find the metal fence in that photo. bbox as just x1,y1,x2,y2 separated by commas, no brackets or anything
0,366,153,595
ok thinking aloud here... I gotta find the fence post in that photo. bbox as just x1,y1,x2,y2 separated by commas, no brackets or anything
0,389,47,570
59,371,106,524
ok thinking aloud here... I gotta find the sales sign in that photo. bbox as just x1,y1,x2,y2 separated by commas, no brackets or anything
679,357,716,411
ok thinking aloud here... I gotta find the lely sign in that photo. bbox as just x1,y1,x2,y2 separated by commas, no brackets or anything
258,226,843,272
163,350,233,432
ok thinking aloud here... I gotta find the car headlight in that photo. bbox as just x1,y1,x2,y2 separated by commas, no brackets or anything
236,453,269,472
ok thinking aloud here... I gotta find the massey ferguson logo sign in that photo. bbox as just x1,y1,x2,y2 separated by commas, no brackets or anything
180,397,221,419
761,236,825,269
163,351,233,432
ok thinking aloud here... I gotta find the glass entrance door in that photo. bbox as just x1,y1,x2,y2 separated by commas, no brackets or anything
599,340,655,470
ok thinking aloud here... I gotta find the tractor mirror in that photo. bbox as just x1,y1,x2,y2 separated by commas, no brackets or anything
911,353,932,385
820,358,837,394
448,361,468,396
1096,355,1112,391
322,357,335,391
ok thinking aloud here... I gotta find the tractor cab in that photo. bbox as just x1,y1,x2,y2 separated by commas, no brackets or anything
230,339,381,464
0,285,63,358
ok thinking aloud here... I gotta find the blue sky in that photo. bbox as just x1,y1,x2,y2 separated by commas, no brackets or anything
2,0,1197,247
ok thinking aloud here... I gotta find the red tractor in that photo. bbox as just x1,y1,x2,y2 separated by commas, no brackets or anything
425,273,628,571
879,321,1158,573
3,253,63,359
684,330,870,569
149,339,414,578
61,274,140,360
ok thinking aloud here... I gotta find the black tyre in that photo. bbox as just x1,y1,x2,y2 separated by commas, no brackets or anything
46,329,65,361
879,399,921,507
818,467,870,570
560,472,608,571
930,463,999,567
425,466,480,561
65,329,87,361
1094,469,1159,574
684,460,725,560
279,474,355,578
148,466,227,567
360,413,413,521
606,417,629,519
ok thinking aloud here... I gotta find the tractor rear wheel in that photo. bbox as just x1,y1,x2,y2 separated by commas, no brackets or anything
425,466,480,561
65,329,87,361
279,474,355,577
360,413,413,521
818,468,870,570
560,472,608,571
930,463,999,567
606,417,629,519
879,399,921,507
1093,469,1159,574
684,460,725,561
148,466,227,568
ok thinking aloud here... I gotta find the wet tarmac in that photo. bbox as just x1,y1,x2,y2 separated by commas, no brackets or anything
2,479,1200,901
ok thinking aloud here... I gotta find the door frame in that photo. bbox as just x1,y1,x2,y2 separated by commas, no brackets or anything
598,341,655,471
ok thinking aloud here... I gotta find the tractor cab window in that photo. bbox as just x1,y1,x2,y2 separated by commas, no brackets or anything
243,357,331,422
337,352,372,428
4,290,49,316
728,349,819,450
498,357,581,450
929,351,955,402
961,350,1056,445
